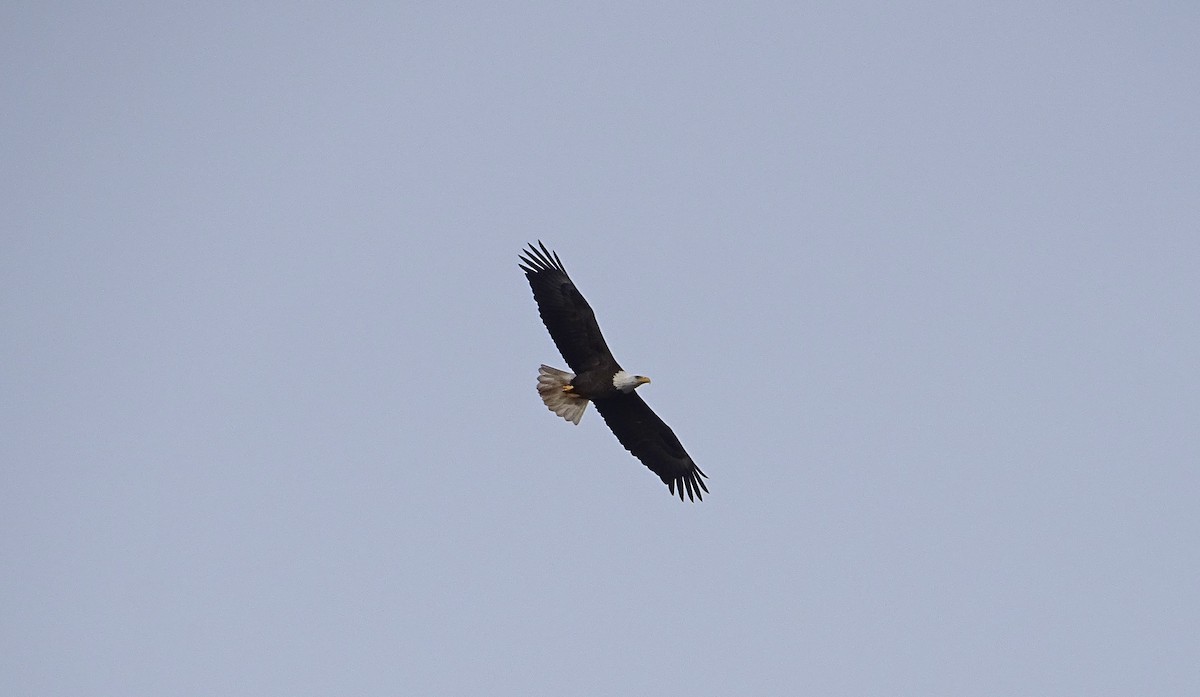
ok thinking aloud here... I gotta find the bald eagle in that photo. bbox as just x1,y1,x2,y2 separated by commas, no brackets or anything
520,242,708,501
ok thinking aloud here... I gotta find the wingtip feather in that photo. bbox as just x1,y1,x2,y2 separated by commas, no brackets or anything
670,469,708,502
519,241,567,275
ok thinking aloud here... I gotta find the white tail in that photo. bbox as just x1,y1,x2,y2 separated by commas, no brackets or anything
537,365,588,425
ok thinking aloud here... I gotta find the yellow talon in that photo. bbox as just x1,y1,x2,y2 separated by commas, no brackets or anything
562,385,574,393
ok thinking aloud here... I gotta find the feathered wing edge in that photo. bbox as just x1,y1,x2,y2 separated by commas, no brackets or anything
519,241,617,375
669,463,710,503
517,240,567,276
593,394,709,502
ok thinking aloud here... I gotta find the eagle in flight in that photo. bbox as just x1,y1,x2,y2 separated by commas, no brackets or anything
520,242,708,501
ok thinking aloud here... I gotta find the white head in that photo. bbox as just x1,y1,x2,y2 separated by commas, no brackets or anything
613,370,652,393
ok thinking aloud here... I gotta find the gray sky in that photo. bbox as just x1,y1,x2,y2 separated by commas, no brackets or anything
3,3,1198,695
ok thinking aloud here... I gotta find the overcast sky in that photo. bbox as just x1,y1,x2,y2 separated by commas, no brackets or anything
3,3,1198,695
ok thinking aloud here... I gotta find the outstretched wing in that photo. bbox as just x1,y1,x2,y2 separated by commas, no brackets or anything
592,393,709,502
519,241,618,374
